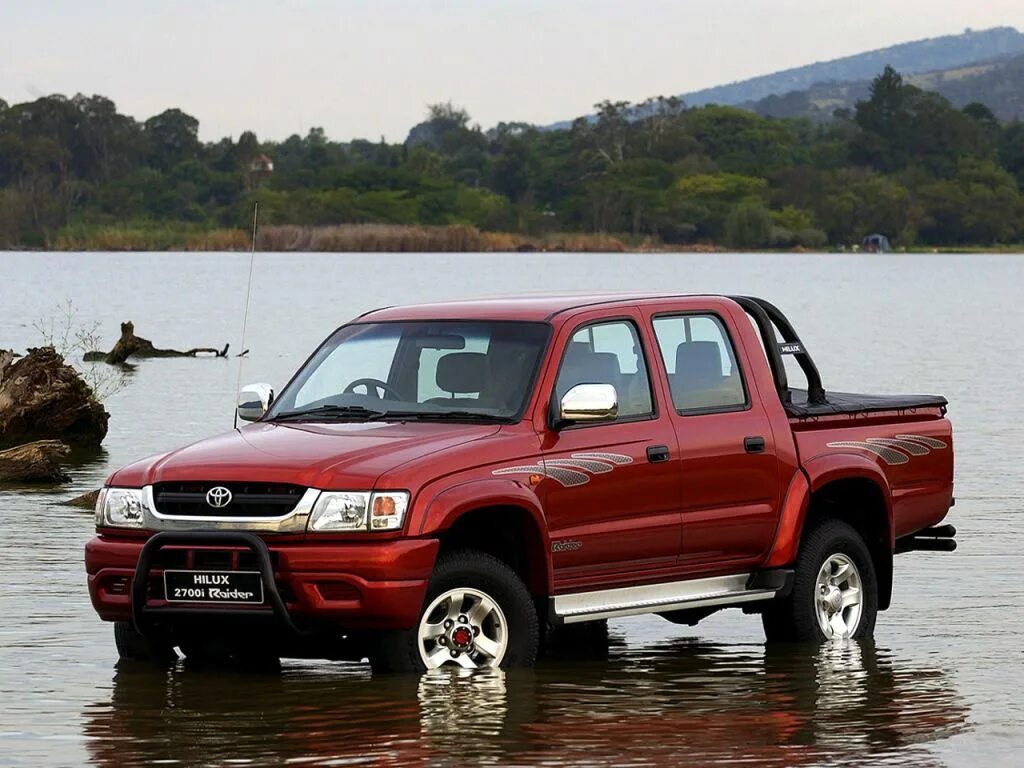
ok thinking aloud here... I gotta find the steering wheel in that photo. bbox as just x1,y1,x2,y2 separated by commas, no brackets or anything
342,378,404,400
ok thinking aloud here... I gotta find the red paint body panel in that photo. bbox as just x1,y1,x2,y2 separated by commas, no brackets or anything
85,293,955,634
792,413,953,539
534,306,684,593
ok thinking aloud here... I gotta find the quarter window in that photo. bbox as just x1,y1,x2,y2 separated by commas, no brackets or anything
653,314,747,412
555,320,653,419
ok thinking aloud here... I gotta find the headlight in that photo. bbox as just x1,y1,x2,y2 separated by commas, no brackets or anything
97,487,146,528
308,492,370,531
308,491,408,532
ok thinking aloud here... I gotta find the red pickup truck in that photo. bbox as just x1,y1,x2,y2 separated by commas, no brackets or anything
86,294,955,671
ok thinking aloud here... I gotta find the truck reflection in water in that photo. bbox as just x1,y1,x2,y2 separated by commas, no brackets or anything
83,638,967,767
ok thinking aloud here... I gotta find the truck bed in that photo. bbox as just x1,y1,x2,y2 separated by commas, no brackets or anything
784,389,948,419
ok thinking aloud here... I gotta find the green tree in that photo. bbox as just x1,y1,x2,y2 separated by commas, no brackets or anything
853,66,989,175
999,122,1024,187
143,108,200,171
725,202,773,248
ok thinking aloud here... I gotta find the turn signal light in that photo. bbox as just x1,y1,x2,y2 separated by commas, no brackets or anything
372,496,396,517
368,492,408,530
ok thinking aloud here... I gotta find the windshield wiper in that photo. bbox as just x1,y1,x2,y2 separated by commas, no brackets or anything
269,404,390,422
378,410,515,424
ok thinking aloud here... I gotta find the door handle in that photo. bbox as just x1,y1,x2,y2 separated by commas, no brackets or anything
744,436,766,454
647,444,670,463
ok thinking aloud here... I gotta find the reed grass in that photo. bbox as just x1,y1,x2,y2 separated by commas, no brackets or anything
257,224,490,252
51,222,641,253
256,224,631,253
184,229,250,251
55,224,190,251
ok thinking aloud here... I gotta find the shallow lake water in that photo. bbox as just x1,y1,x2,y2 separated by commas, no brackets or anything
1,251,1022,766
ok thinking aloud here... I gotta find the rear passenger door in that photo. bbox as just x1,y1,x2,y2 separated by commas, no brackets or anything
539,312,682,592
649,311,781,573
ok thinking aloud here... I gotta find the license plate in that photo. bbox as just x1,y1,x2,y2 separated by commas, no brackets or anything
163,570,264,604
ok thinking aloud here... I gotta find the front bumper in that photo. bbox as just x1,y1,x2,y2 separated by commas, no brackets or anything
85,532,439,632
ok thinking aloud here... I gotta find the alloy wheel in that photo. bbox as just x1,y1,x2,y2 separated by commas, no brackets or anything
815,553,863,639
417,587,508,669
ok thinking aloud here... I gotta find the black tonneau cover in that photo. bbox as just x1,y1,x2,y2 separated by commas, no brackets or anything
785,389,949,419
727,296,948,420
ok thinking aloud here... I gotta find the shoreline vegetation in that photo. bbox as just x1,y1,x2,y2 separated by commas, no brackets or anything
18,222,1021,253
3,68,1024,253
49,223,714,253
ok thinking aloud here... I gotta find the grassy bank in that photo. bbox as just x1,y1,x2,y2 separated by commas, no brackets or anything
54,223,250,252
48,223,705,253
29,222,1024,254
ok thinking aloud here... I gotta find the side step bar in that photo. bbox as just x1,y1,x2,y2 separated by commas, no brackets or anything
551,571,789,625
895,524,957,554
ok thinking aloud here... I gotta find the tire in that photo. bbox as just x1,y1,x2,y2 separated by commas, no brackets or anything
762,519,878,643
369,549,539,674
114,621,177,664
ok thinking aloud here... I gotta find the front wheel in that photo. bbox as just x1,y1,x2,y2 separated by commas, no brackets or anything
369,549,539,673
762,519,878,643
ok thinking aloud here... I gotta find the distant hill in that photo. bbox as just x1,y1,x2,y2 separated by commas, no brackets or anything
546,26,1024,129
747,52,1024,121
916,53,1024,120
679,26,1024,107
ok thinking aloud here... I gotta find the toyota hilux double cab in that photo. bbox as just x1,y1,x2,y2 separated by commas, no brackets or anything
86,294,955,671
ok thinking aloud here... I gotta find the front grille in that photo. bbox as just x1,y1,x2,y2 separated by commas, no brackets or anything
151,547,277,571
152,482,305,518
147,547,290,602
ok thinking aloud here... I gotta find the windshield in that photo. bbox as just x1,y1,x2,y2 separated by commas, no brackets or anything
266,321,551,422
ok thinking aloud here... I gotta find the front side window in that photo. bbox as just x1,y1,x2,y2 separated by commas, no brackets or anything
554,320,653,419
268,321,550,422
653,314,747,412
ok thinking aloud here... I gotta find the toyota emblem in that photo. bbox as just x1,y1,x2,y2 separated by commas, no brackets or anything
206,486,233,508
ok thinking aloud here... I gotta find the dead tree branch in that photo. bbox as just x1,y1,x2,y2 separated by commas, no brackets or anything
85,322,230,365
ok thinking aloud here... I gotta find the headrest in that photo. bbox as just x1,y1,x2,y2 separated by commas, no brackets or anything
559,344,621,392
675,341,722,388
563,341,593,366
436,352,489,393
587,352,621,382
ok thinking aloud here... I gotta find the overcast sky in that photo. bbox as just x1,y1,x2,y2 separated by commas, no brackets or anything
2,1,1022,143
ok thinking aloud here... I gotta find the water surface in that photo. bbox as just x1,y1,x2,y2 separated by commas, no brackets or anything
1,251,1022,766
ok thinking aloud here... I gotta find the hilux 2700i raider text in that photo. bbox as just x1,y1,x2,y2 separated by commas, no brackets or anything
86,294,956,671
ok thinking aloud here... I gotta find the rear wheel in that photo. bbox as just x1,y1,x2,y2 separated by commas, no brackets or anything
762,519,878,643
369,549,539,673
114,621,177,664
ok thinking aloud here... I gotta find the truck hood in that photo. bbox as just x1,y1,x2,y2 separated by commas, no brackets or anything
108,421,501,489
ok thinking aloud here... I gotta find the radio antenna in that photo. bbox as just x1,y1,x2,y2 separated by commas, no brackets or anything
233,201,259,429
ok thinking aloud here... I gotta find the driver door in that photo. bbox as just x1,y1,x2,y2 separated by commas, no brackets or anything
539,313,682,593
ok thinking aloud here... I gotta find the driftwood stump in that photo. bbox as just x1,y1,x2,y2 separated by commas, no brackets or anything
68,488,102,508
0,347,109,449
0,350,15,384
0,440,71,482
85,321,229,365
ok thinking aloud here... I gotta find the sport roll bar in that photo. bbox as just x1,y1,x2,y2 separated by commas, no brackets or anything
728,296,826,406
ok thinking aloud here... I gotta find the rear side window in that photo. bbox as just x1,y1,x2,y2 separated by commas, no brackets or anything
555,320,653,419
652,314,747,413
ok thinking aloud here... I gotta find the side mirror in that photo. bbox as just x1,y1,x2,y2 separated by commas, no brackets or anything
237,382,274,422
554,383,618,429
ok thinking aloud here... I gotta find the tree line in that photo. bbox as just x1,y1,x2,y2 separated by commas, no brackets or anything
2,66,1024,250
